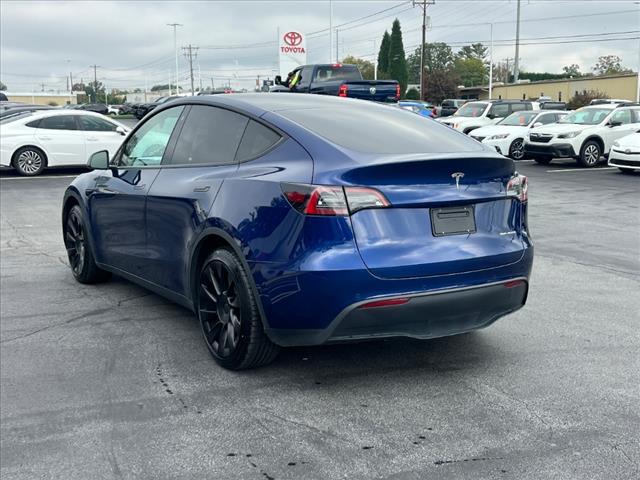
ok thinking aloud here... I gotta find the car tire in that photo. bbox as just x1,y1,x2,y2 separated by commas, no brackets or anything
578,140,601,168
197,248,279,370
63,205,111,284
618,167,635,175
12,146,47,176
508,138,526,160
532,156,552,165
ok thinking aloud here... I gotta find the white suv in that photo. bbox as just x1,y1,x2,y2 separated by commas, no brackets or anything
523,104,640,167
437,100,534,134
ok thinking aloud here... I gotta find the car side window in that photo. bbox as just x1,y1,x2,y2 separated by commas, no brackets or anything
118,106,184,167
235,120,281,162
79,116,117,132
38,115,78,130
489,103,509,118
510,103,527,113
296,66,314,89
610,109,632,125
169,105,248,166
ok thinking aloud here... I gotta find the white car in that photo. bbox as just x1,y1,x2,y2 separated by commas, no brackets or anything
0,110,130,176
437,100,534,134
523,105,640,167
608,131,640,174
107,105,121,115
469,110,568,160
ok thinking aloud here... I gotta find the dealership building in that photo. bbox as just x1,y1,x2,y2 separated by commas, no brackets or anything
458,73,638,102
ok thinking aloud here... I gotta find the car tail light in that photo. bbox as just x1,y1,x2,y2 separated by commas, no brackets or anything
281,184,390,216
338,84,348,97
507,173,528,202
395,84,400,100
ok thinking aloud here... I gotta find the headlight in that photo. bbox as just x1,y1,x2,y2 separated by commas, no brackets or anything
488,134,509,140
454,123,459,129
558,131,581,139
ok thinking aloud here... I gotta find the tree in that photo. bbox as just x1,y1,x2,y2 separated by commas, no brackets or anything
150,84,182,92
456,43,487,62
567,89,609,109
404,88,420,100
453,57,486,87
377,31,391,78
423,42,454,73
562,64,581,77
423,70,459,104
387,19,408,97
592,55,632,76
0,81,7,91
342,56,375,80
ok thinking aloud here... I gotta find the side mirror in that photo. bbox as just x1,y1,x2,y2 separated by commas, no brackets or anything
532,122,543,128
116,126,127,136
486,113,495,119
609,120,622,127
88,150,109,170
275,75,282,85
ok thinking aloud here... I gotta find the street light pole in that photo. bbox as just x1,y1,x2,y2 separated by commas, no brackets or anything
513,0,521,83
489,23,493,99
167,23,183,95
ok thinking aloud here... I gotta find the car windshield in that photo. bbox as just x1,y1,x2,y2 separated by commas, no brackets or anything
559,108,611,125
455,102,488,117
498,111,538,126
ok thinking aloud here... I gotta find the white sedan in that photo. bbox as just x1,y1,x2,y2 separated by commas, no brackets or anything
0,110,130,176
469,110,568,160
608,131,640,174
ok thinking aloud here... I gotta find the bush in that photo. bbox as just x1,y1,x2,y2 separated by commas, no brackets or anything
404,88,420,100
567,89,609,110
47,101,59,107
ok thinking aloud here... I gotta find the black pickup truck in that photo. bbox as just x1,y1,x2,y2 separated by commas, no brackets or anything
272,64,400,103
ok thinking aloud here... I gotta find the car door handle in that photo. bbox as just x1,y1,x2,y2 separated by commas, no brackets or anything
87,137,99,141
39,136,52,140
193,185,210,192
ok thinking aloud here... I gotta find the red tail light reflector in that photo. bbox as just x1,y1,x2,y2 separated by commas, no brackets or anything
338,84,348,97
507,173,528,202
359,297,410,309
281,184,390,216
503,279,525,289
395,83,401,100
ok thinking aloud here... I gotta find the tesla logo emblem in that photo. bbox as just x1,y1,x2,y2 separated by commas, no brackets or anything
283,31,303,46
369,86,377,95
451,172,465,189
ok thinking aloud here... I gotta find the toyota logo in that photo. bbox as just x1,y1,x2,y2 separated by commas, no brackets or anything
283,31,303,46
369,86,377,95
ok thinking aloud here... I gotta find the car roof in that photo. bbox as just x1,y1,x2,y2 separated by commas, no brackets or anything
16,109,114,120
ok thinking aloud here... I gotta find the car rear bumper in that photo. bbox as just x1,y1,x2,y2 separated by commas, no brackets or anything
524,142,576,158
265,277,529,346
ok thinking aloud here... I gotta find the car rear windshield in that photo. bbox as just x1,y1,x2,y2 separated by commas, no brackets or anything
498,111,538,126
559,108,612,125
313,65,362,82
279,103,485,154
455,102,488,117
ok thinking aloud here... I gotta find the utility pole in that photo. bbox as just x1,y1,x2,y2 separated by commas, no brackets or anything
413,0,435,101
329,0,333,63
489,23,493,99
89,64,100,102
167,23,183,95
513,0,521,83
211,77,214,90
182,44,198,95
335,29,339,63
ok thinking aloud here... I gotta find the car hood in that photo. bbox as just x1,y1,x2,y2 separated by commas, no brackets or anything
530,123,594,135
471,125,524,137
615,132,640,148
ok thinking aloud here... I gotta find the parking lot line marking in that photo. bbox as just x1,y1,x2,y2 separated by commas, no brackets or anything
546,167,617,173
0,175,79,181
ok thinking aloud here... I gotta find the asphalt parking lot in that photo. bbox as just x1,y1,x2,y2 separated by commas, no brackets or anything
1,160,638,479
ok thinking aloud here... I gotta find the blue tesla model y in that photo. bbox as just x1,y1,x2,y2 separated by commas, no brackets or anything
62,94,533,369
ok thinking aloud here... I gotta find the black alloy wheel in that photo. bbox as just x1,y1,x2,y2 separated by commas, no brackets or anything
63,205,111,283
197,248,279,370
509,138,526,160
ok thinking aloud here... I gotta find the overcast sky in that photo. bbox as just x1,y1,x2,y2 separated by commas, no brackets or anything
1,0,638,93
